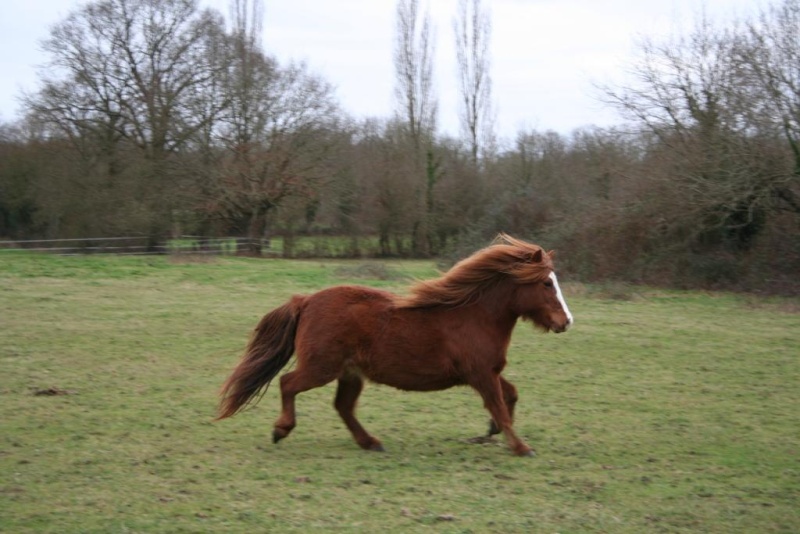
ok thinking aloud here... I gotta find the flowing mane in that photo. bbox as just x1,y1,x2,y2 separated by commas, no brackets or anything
396,234,554,309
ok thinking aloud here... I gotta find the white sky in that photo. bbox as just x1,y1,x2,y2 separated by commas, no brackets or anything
0,0,763,140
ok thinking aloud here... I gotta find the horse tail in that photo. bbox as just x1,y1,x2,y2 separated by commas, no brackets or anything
216,295,306,420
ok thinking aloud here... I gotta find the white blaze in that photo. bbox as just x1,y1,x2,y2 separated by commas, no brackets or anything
549,272,573,328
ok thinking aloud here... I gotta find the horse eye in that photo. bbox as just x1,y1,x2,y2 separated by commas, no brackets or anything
544,279,554,288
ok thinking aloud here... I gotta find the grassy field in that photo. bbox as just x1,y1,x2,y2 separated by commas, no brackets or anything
1,253,798,533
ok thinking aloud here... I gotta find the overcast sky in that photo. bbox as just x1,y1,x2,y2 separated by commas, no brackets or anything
0,0,763,140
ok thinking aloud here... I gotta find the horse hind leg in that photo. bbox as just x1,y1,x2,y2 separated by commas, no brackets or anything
334,371,384,452
272,365,338,444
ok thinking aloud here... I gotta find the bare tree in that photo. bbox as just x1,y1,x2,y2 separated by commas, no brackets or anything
25,0,229,242
735,0,800,214
600,14,778,251
31,0,228,160
354,118,421,256
394,0,437,149
225,0,266,150
214,60,342,254
393,0,440,255
207,1,343,254
454,0,494,164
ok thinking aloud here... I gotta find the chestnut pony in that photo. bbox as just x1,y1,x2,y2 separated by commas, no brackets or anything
217,234,573,456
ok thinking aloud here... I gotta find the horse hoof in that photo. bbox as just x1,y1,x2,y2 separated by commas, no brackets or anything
487,420,500,436
272,429,287,444
369,443,385,452
519,449,536,457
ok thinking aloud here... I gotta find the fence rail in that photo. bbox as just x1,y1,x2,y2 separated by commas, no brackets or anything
0,236,271,256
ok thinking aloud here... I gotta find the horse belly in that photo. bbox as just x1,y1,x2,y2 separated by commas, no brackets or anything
359,334,464,392
366,366,462,392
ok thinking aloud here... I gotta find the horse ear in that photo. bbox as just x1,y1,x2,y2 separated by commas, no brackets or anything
530,249,544,263
547,250,557,260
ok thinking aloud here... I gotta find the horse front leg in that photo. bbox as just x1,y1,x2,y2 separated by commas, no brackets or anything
488,376,519,437
472,374,533,457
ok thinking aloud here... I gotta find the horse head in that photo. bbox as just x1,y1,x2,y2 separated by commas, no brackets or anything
396,233,574,333
497,237,573,333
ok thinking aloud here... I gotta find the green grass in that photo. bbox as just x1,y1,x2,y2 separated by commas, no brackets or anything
1,253,798,532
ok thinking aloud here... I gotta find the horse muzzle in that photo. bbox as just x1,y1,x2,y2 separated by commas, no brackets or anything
551,315,573,333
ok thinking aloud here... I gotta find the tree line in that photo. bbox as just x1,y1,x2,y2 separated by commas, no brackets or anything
0,0,798,294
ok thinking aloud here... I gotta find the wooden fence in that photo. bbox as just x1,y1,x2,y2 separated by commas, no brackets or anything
0,236,270,256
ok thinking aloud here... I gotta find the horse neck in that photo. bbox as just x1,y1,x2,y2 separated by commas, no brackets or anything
463,278,520,333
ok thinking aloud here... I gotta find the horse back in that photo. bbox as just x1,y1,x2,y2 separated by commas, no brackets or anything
294,285,395,354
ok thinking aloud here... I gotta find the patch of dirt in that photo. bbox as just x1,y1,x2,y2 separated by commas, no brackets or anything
167,254,217,264
334,263,406,281
466,435,496,444
33,387,76,396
